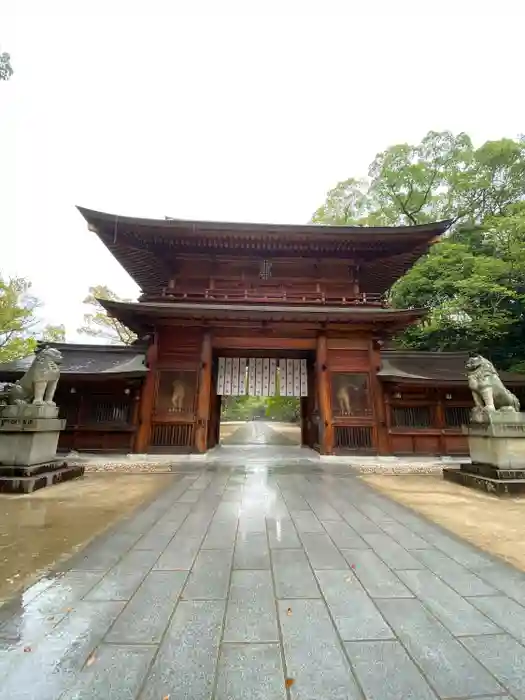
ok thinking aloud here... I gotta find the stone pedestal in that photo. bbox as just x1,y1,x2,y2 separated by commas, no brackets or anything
0,404,85,494
443,412,525,496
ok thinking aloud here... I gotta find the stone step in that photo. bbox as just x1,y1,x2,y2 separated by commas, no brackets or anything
0,464,85,494
443,467,525,496
463,463,525,480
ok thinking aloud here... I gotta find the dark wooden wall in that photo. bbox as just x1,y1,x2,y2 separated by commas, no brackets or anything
55,380,141,453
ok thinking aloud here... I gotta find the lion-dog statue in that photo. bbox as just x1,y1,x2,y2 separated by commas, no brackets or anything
466,353,520,421
0,346,63,406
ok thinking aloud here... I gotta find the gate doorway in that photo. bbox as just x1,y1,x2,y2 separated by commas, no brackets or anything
207,351,319,450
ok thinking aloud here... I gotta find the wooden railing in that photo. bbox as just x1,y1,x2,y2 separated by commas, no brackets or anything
154,288,386,307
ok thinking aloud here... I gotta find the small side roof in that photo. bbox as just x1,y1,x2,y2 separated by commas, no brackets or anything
0,343,148,380
379,350,525,385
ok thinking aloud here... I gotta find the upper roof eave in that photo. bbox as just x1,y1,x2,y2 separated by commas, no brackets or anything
77,206,453,240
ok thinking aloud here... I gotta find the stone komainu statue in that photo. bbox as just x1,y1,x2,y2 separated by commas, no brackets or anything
466,354,520,418
0,346,63,406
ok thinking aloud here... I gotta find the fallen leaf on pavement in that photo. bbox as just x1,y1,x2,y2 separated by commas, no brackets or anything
286,607,292,616
23,646,31,653
285,678,295,688
86,655,95,667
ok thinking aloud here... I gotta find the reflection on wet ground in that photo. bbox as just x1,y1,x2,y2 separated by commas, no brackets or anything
1,446,524,699
0,473,175,603
220,420,301,446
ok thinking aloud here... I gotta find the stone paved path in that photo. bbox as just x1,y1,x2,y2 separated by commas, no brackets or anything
221,421,299,446
1,449,525,699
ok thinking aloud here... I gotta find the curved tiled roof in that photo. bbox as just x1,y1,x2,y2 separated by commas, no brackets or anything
379,351,525,385
0,343,147,379
77,207,451,296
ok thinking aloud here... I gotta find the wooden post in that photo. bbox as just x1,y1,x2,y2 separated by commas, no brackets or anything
369,338,389,454
134,334,158,453
195,332,213,452
435,389,446,455
316,334,333,454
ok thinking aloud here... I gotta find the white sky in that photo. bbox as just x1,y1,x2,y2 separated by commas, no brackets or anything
1,0,524,341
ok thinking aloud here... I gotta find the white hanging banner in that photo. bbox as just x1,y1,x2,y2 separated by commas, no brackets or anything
278,358,287,396
269,358,277,397
231,357,240,396
238,358,247,395
300,359,308,397
216,356,308,397
286,359,294,397
248,358,256,395
224,358,233,396
255,358,263,396
217,357,225,395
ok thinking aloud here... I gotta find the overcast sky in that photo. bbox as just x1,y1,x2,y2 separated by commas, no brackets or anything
1,0,524,341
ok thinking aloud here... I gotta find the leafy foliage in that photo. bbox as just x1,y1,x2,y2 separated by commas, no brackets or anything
313,131,525,227
313,131,525,370
0,277,65,362
221,395,300,422
0,51,13,81
77,285,136,345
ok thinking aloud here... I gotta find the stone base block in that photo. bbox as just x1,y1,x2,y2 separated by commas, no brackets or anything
0,424,65,466
0,461,85,494
443,464,525,496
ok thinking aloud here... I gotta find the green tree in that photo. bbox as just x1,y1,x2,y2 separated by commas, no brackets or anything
312,131,525,227
313,131,525,369
390,204,525,369
0,51,13,81
77,285,136,345
0,277,65,362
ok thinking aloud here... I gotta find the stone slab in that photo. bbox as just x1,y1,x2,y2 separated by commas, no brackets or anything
341,550,413,598
85,550,160,601
278,598,362,700
300,532,348,569
59,644,156,700
321,520,369,549
315,570,394,641
234,532,270,569
267,517,301,549
290,510,324,533
182,549,233,599
345,640,437,700
443,467,525,495
361,533,425,570
0,601,125,700
397,569,501,636
0,404,59,419
223,570,278,642
154,534,203,570
468,595,525,644
0,463,84,494
139,600,225,700
271,549,321,598
377,598,504,697
215,643,286,700
105,571,187,644
461,634,525,700
412,549,498,596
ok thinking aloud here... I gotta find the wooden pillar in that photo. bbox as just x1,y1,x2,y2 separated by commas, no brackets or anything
435,389,446,455
195,332,213,453
369,338,389,454
134,334,158,453
316,334,333,454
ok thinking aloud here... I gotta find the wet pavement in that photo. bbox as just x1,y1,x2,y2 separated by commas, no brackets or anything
1,446,525,699
221,421,300,446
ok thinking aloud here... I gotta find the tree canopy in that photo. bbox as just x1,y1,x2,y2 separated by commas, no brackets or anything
0,51,13,81
0,277,65,362
77,285,136,345
313,131,525,370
